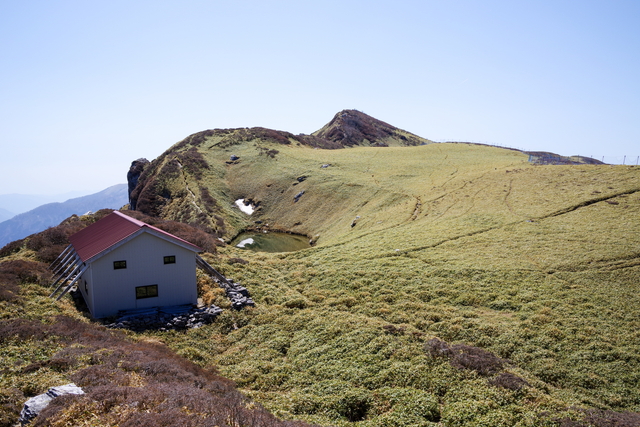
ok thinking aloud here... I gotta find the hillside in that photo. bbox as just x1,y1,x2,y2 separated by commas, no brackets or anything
0,184,128,247
129,110,604,242
0,208,13,223
1,111,639,426
0,210,318,427
124,111,640,426
0,191,90,216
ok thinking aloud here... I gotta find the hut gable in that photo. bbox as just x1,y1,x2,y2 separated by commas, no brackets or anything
51,211,202,318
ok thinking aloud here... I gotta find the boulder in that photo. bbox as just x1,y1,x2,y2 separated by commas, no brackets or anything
19,383,84,425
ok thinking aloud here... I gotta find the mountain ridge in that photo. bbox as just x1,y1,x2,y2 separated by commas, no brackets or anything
0,184,128,247
0,207,14,223
1,109,638,426
128,109,605,241
163,109,434,153
0,190,89,216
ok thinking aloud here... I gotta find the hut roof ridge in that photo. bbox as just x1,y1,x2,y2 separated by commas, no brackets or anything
69,211,202,262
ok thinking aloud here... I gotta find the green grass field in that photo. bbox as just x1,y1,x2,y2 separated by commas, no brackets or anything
144,137,640,425
2,134,639,426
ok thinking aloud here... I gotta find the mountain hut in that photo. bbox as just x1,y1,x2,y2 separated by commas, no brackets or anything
49,211,202,318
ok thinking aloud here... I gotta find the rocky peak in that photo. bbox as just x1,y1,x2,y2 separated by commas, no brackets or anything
312,109,431,147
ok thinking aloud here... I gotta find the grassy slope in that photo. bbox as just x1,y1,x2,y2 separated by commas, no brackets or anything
0,224,318,427
142,138,640,426
3,136,638,426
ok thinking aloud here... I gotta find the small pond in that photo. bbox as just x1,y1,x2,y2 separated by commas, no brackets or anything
230,232,311,253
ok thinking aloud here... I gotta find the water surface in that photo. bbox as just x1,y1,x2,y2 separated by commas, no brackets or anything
231,232,310,253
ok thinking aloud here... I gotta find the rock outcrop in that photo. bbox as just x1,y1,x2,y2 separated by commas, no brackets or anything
127,158,149,210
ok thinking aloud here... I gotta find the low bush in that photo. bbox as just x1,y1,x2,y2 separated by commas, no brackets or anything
555,408,640,427
257,146,280,158
130,178,164,217
0,278,20,302
372,387,440,424
283,297,309,309
0,318,50,343
0,239,23,258
0,260,51,286
0,388,25,427
199,186,219,213
26,217,87,253
382,324,406,336
1,314,318,427
21,357,75,373
177,147,209,179
156,220,219,253
291,381,373,422
159,158,181,179
121,211,220,253
35,244,68,264
334,389,372,422
487,372,529,391
426,337,506,376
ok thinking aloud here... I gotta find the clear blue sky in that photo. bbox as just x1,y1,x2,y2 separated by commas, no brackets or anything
1,1,639,195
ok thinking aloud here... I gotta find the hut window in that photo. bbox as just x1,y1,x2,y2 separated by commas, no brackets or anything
113,260,127,270
163,255,176,264
136,285,158,299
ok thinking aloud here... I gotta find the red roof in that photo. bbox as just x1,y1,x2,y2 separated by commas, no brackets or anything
69,211,202,262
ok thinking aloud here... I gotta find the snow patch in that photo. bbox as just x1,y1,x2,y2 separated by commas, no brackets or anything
236,238,255,248
235,199,254,215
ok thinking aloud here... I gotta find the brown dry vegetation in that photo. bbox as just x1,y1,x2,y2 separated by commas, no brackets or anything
0,315,317,427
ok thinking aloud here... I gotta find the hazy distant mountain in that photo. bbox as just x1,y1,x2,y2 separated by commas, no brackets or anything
0,184,128,247
0,207,15,223
0,190,89,216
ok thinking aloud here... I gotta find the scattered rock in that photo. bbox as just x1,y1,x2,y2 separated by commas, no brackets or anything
195,256,255,311
230,155,239,161
215,278,255,310
296,176,307,182
321,164,331,168
294,191,305,203
19,384,84,425
104,304,223,332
